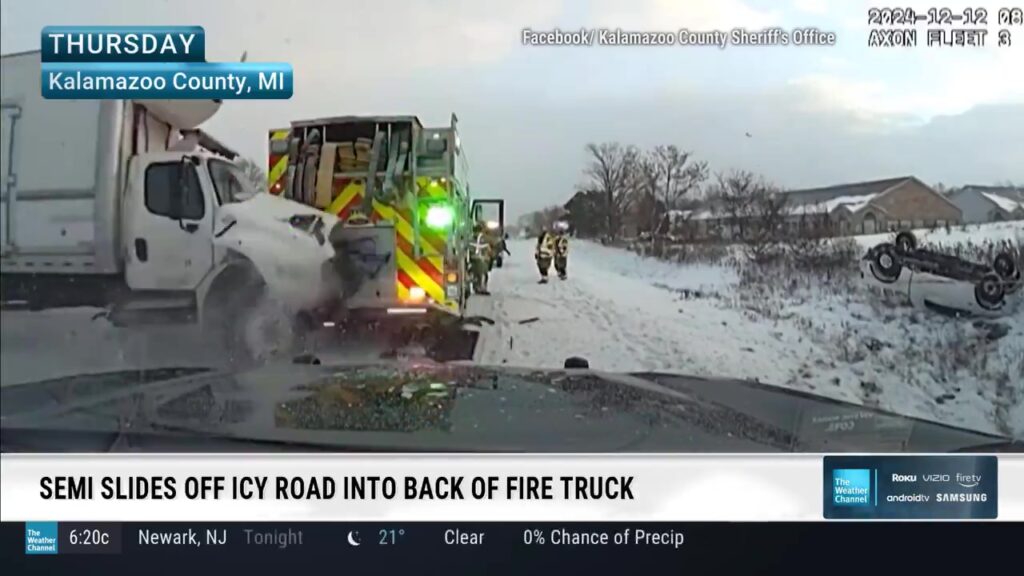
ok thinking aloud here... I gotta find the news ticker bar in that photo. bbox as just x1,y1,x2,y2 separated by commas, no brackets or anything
2,455,1020,522
5,522,1020,573
39,26,292,99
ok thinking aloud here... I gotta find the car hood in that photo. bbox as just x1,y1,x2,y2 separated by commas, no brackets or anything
0,362,1011,453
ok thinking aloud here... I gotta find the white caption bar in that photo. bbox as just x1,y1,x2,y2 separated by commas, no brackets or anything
2,455,1021,522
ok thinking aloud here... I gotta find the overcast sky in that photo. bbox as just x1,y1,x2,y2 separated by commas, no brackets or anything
2,0,1022,218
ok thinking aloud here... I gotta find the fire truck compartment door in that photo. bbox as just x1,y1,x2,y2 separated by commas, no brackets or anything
329,223,398,307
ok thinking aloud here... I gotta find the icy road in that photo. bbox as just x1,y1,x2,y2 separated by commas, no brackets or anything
470,240,797,381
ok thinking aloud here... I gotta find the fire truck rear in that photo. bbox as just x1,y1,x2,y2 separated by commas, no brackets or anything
267,115,501,334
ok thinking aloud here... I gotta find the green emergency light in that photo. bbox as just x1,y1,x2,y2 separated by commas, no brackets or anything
424,204,455,230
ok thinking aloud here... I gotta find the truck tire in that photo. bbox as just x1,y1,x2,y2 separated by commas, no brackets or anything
231,288,298,366
202,267,299,368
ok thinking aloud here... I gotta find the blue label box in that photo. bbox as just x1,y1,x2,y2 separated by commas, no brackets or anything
824,456,997,519
41,26,206,62
25,522,58,555
41,62,293,100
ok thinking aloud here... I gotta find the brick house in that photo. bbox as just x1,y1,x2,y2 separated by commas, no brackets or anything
782,176,962,234
659,176,962,239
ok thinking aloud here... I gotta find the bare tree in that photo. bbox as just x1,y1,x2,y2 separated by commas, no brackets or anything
634,153,661,235
709,170,787,264
652,145,708,211
582,142,639,240
525,205,566,236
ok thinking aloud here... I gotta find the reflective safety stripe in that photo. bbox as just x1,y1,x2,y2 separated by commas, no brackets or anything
324,180,452,309
327,180,363,217
417,176,449,200
267,129,290,194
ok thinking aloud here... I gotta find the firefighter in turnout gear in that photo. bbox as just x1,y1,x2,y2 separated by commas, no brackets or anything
470,223,493,295
553,221,570,280
535,229,556,283
484,222,511,270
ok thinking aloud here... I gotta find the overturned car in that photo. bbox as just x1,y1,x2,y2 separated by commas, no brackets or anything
860,231,1022,317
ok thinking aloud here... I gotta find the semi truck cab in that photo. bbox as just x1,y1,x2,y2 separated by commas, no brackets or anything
2,51,337,362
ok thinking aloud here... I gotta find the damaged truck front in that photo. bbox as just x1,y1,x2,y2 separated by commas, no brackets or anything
0,51,337,363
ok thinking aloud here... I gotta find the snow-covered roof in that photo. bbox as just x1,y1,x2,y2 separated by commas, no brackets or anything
664,209,715,222
981,192,1024,214
787,193,879,216
783,176,910,205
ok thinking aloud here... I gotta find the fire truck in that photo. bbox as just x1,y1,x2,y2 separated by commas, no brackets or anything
267,114,502,327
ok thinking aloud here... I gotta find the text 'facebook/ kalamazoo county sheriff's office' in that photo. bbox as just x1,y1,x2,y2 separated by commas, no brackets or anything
521,28,837,48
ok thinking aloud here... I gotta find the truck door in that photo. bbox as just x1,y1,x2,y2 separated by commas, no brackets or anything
471,199,505,230
124,154,214,291
472,198,506,267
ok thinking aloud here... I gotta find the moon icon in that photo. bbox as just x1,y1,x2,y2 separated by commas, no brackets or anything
347,531,361,547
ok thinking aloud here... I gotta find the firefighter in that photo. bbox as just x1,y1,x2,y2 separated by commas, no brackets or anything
470,222,493,295
535,228,556,283
497,232,511,267
483,222,511,270
553,220,570,280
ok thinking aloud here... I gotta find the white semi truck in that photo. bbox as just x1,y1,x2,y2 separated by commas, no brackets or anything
1,51,338,362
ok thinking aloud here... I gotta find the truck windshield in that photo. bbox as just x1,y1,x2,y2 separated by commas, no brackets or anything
208,159,258,204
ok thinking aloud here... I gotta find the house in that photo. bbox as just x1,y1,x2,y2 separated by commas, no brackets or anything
781,176,961,234
948,185,1024,223
657,176,962,240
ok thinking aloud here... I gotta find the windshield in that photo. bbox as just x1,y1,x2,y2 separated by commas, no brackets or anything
1,2,1022,453
208,158,259,203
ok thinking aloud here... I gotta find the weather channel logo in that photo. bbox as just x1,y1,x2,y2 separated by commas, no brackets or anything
832,469,872,506
25,522,58,554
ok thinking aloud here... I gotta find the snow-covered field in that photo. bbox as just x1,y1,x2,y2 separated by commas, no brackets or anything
471,222,1024,438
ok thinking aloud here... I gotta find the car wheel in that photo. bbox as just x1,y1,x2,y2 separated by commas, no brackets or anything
871,245,901,283
974,273,1005,310
894,231,917,253
993,253,1020,284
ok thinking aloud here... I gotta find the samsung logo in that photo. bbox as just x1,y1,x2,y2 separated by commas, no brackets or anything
936,493,988,503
